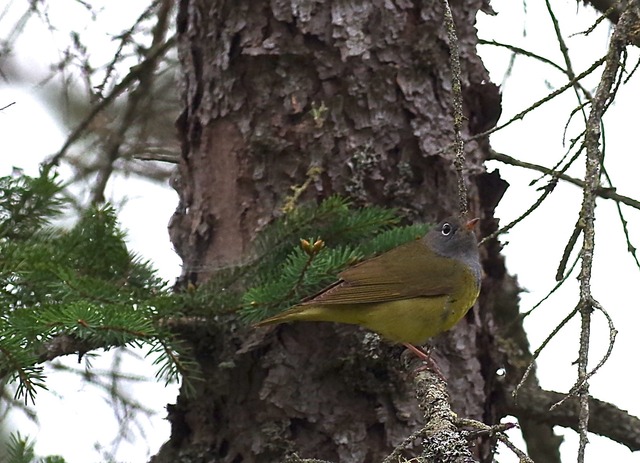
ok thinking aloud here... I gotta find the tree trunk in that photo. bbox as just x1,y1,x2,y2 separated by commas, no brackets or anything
154,1,530,462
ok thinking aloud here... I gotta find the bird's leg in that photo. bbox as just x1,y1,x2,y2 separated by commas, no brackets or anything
402,343,446,381
402,342,430,360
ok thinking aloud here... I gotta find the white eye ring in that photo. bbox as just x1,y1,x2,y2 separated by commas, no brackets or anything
441,223,452,236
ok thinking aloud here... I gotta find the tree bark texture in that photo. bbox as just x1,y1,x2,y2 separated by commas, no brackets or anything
157,1,527,462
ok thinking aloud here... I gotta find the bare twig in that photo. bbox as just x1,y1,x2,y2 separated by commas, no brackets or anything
381,427,425,463
496,433,535,463
529,255,580,318
133,151,180,163
479,174,559,246
95,0,166,97
600,166,640,270
488,151,640,211
457,419,532,462
513,304,579,399
584,0,624,26
442,0,468,217
478,39,567,74
438,55,608,151
285,455,334,463
556,220,582,281
43,35,176,169
550,300,617,411
90,1,174,204
574,4,636,459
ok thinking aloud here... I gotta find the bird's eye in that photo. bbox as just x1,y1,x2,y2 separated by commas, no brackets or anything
441,223,452,236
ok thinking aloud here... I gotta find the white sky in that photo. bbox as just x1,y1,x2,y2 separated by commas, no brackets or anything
1,0,639,461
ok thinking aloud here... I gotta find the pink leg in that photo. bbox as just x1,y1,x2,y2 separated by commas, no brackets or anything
402,343,446,381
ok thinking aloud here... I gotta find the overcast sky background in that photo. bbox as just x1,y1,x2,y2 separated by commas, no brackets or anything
1,0,639,461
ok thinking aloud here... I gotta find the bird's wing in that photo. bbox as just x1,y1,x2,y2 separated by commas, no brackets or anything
303,239,459,305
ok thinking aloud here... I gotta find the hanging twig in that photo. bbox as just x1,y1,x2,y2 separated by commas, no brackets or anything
442,0,468,217
550,300,617,412
513,304,580,399
556,220,582,281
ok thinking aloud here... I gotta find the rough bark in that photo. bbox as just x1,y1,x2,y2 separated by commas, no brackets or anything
157,1,517,462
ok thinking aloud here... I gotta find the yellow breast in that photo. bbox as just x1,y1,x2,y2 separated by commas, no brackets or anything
290,277,480,345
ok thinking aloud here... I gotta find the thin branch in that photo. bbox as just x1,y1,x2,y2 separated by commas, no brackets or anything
556,220,582,281
90,2,174,204
600,165,640,270
496,433,535,463
286,455,334,463
487,150,640,211
381,427,425,463
0,101,16,111
479,174,559,246
545,0,594,155
95,0,166,97
43,35,176,169
550,300,617,411
133,151,180,164
584,0,623,25
477,39,593,100
513,304,580,399
478,39,566,74
451,55,607,147
532,130,584,187
530,254,580,317
575,4,637,460
545,0,593,105
457,419,532,463
442,0,468,216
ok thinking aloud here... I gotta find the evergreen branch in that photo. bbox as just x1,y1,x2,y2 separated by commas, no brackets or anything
1,170,430,404
7,432,36,463
148,335,200,397
0,342,46,405
0,169,66,240
283,239,325,305
149,337,189,383
0,172,186,400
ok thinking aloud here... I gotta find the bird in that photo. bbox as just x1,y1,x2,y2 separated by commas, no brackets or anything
255,216,482,356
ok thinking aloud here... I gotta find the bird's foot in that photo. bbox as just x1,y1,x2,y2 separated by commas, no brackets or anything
402,343,446,382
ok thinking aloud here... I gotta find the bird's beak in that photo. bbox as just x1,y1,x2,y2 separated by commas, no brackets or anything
465,218,480,231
